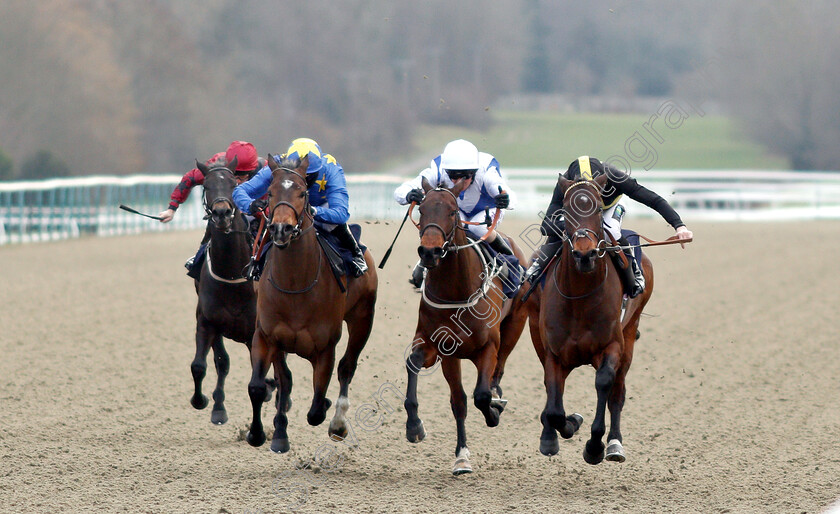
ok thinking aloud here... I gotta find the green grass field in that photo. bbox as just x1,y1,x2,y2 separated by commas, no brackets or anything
408,110,789,171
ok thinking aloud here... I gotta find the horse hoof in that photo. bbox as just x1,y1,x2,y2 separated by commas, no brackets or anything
605,439,626,463
191,394,209,410
452,449,472,475
482,406,501,428
539,437,560,456
583,441,605,465
406,421,426,443
490,397,508,413
271,438,290,453
246,430,266,448
328,423,348,442
211,408,228,425
569,413,584,433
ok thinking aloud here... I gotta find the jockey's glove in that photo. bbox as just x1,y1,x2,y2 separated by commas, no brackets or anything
494,192,510,209
249,199,268,215
406,188,425,204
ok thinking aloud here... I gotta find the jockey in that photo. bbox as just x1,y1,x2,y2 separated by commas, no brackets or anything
159,141,264,279
526,156,693,297
394,139,513,287
232,137,368,277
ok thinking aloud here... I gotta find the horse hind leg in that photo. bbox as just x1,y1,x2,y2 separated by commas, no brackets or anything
330,301,375,440
584,354,618,465
442,358,472,475
190,319,214,411
490,307,528,413
473,343,501,428
270,352,292,453
308,348,335,427
210,337,230,425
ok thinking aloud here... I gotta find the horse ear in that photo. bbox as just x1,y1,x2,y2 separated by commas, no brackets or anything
593,173,608,194
449,178,469,198
421,176,433,193
227,156,238,173
557,176,573,195
267,154,279,171
196,159,209,176
299,154,310,173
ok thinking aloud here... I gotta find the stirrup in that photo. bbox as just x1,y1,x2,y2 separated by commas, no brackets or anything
351,256,367,277
184,256,195,270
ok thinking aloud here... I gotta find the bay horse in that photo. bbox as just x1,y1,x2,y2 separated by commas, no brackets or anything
404,181,530,475
245,154,378,453
189,157,265,425
527,174,654,464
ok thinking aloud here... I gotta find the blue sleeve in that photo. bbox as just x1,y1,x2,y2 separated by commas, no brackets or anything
233,165,271,213
314,164,350,225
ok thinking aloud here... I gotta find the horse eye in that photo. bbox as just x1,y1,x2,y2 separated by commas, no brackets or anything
299,191,306,198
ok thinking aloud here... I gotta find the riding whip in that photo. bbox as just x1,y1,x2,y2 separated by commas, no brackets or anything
377,204,413,269
119,204,164,220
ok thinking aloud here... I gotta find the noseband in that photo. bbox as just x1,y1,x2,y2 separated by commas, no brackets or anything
270,167,314,244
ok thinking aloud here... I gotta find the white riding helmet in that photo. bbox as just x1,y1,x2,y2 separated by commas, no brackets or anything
440,139,479,174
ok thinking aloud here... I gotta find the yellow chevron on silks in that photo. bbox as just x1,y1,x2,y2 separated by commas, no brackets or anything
578,156,592,181
287,138,321,158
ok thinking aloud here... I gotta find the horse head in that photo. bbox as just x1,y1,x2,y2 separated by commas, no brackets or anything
197,156,239,233
415,178,467,269
266,153,312,248
559,174,608,273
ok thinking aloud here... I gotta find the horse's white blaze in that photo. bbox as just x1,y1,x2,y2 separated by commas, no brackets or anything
282,179,294,189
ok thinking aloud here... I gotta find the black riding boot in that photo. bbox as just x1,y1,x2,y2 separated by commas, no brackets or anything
488,234,513,255
525,239,564,283
615,236,644,298
332,224,368,278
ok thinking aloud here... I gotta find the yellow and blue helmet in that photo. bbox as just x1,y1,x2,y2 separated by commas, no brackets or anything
283,137,336,175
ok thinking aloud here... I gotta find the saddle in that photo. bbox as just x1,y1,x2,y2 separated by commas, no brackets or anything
315,224,367,293
465,233,524,300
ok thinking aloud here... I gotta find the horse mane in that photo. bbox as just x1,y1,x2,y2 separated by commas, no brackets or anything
273,154,301,172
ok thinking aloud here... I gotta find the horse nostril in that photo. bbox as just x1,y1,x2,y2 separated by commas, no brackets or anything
572,250,583,260
432,247,443,259
587,250,597,260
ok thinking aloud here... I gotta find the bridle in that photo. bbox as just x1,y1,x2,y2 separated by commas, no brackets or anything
413,188,460,257
202,165,240,233
269,167,315,244
561,180,608,259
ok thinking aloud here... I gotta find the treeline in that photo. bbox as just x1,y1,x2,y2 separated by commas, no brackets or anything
1,0,838,179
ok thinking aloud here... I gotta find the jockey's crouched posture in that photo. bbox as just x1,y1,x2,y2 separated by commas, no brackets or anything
232,138,368,278
527,156,693,297
394,139,513,287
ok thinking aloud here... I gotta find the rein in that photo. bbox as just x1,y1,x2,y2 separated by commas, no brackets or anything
420,243,503,309
267,247,323,294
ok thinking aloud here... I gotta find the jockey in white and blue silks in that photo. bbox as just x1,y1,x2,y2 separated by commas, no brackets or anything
394,139,514,287
232,137,368,277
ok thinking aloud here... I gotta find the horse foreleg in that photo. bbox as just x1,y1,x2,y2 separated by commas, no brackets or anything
190,318,214,411
472,342,500,428
308,348,335,427
543,350,583,443
270,351,292,453
442,357,471,475
404,340,434,443
584,351,619,465
491,309,528,411
605,365,628,463
210,336,230,425
246,331,272,448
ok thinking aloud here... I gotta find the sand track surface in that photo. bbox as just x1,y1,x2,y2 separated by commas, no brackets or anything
1,219,839,513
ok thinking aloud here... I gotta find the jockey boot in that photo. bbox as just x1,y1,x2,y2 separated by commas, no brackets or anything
332,224,368,278
186,243,208,280
409,260,424,288
525,239,564,284
488,235,514,255
617,235,644,298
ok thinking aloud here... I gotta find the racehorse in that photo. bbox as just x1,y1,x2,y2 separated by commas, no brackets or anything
245,154,378,453
189,157,274,424
404,181,530,475
527,174,654,464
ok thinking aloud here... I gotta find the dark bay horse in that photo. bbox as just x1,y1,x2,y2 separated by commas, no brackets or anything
527,174,654,464
404,183,530,475
190,158,277,424
245,154,378,453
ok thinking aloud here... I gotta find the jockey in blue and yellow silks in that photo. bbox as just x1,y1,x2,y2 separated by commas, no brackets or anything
232,138,368,277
